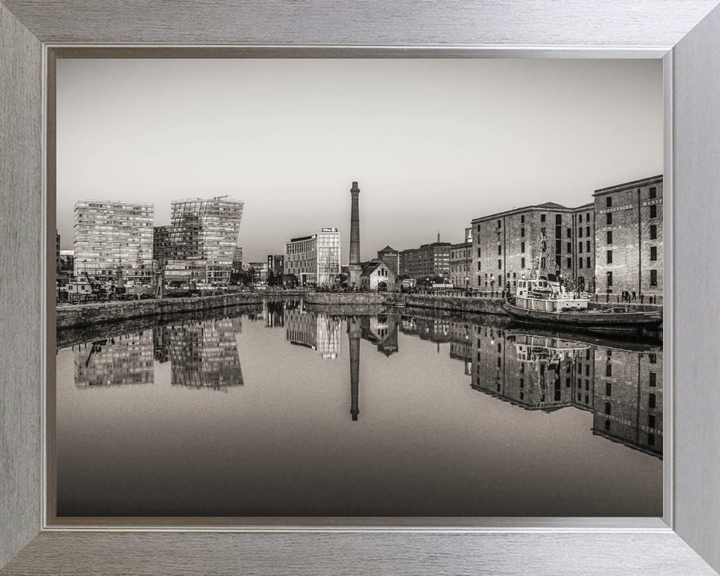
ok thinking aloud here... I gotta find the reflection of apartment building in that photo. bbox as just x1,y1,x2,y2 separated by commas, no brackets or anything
286,307,340,359
285,228,341,286
74,200,154,284
593,175,663,299
169,197,244,285
316,315,341,359
470,202,594,293
75,331,154,387
399,317,452,344
166,319,243,390
153,326,170,363
264,301,285,328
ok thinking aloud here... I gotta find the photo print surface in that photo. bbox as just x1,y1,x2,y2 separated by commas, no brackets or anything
55,59,664,517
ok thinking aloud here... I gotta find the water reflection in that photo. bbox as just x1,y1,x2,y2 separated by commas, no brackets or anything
74,331,154,387
470,328,662,458
164,318,243,391
285,301,341,360
66,300,662,457
361,315,399,357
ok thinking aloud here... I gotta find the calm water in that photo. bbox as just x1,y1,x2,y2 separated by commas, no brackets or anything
56,299,663,517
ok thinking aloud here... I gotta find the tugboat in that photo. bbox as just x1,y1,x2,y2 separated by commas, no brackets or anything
503,237,662,334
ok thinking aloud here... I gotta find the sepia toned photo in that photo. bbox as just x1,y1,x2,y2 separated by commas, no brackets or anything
54,58,664,518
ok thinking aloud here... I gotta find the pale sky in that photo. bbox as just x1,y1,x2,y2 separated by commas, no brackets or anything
57,59,663,262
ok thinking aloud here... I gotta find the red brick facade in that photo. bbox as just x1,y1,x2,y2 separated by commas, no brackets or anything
593,175,663,299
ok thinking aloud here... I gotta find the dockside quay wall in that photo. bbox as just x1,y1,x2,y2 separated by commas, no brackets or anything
304,292,384,305
385,294,506,315
57,293,267,329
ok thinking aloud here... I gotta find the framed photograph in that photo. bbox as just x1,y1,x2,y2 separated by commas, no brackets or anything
2,1,720,574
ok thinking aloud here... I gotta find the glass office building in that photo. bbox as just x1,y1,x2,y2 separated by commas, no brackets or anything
285,228,341,286
73,200,154,284
169,197,244,285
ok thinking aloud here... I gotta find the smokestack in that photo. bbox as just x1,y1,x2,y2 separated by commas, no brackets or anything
348,181,362,286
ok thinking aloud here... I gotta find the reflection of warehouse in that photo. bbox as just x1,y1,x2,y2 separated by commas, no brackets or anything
471,329,576,411
166,319,243,390
468,328,662,458
591,347,663,457
75,331,154,387
286,307,340,359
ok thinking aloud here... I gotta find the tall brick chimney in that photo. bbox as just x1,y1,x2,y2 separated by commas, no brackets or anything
348,181,362,286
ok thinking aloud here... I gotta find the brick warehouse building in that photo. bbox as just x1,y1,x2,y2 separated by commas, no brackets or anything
399,241,451,280
470,202,594,294
593,175,663,301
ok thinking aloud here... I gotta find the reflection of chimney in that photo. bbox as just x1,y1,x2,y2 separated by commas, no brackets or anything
348,181,362,286
348,316,361,421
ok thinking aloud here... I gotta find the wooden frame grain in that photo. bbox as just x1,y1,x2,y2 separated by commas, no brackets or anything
2,2,720,574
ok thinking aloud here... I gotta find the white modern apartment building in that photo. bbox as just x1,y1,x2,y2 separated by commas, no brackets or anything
285,228,341,286
73,200,154,284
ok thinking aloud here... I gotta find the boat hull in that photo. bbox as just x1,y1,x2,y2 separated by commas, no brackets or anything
503,300,662,331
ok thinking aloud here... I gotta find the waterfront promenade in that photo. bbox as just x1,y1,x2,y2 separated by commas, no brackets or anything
57,289,662,331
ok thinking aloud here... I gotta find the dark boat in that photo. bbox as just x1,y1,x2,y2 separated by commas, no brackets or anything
504,298,662,331
504,298,662,329
505,273,662,333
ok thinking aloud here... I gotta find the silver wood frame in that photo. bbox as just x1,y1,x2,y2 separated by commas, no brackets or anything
2,2,720,574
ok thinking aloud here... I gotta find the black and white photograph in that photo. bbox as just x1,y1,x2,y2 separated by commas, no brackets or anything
54,58,664,518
